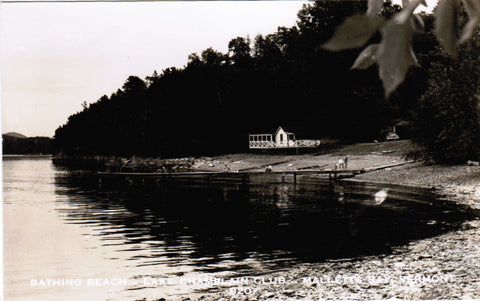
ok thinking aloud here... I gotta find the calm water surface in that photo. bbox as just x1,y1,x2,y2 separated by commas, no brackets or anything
3,157,478,300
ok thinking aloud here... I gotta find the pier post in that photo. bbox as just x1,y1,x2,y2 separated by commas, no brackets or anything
242,174,248,185
329,171,337,184
293,172,297,185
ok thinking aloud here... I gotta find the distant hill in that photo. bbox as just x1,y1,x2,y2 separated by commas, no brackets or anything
3,132,27,138
2,134,53,155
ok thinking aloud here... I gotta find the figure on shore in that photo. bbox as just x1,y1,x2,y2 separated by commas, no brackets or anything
334,156,349,170
335,158,345,170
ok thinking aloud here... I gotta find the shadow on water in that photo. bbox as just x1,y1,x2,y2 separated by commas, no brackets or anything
54,171,479,274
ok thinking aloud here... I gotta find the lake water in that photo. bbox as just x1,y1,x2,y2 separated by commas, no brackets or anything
3,157,478,300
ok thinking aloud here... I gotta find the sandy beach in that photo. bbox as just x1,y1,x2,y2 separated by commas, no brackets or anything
155,140,480,300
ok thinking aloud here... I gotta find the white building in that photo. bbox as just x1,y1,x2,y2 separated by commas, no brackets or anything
248,126,321,149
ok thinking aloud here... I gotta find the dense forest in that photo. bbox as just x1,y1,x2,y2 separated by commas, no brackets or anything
53,1,480,161
3,133,53,155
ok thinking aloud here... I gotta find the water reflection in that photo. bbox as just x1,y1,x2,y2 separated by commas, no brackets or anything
5,157,479,300
54,171,479,275
373,189,388,205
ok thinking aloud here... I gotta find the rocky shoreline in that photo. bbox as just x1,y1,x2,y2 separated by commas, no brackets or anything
58,140,480,300
198,163,480,301
53,140,411,174
210,154,480,300
189,142,480,300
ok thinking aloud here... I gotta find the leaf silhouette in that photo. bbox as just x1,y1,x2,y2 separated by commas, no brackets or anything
377,20,419,97
351,44,379,69
435,0,460,57
367,0,384,18
459,0,480,44
463,0,480,19
322,14,384,51
410,14,426,33
396,0,427,24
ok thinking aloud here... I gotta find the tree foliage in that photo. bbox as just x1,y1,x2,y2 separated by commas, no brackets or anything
410,32,480,163
54,1,455,158
324,0,480,96
322,0,480,164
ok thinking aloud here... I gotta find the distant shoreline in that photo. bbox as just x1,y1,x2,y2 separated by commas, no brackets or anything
3,154,52,158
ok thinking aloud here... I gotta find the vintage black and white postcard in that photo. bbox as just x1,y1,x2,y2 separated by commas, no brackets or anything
2,0,480,300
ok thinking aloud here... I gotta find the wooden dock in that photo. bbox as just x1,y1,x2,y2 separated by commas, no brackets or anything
97,169,361,188
96,161,414,187
98,168,370,180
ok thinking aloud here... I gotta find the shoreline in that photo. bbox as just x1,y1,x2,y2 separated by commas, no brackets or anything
178,141,480,300
52,140,480,300
192,162,480,300
52,140,412,173
3,154,52,158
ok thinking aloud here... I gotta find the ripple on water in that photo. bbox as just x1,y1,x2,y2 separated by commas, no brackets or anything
4,157,479,300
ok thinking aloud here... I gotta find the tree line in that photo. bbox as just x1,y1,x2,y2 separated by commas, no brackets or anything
3,135,52,155
54,0,480,163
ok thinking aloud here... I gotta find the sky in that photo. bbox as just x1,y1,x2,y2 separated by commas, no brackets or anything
1,0,436,138
1,1,310,137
